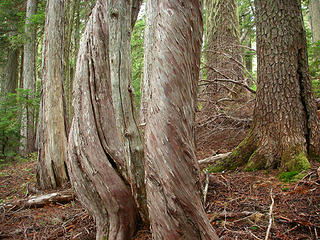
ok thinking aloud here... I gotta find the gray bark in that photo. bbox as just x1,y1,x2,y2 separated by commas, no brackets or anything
20,0,38,155
107,0,148,223
68,1,145,239
310,0,320,42
144,1,219,239
37,0,69,189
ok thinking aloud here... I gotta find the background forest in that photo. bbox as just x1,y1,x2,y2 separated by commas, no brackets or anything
0,0,320,239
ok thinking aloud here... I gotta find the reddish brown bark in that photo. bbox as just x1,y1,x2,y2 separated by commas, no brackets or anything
68,1,145,239
144,1,219,239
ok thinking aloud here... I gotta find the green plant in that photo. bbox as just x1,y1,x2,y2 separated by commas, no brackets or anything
0,88,40,158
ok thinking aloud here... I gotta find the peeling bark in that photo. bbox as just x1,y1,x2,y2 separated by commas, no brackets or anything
68,1,145,239
20,0,38,155
37,0,69,189
144,1,219,239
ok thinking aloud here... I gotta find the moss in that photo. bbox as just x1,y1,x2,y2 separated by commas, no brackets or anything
244,149,266,171
279,171,307,183
283,147,310,172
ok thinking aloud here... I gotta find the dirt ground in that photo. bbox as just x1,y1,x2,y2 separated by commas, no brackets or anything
1,128,320,239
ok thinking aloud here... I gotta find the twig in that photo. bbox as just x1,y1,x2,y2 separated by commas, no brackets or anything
203,170,210,205
265,189,274,240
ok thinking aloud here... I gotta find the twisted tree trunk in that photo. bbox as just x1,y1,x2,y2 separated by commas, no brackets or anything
144,1,219,239
68,1,146,239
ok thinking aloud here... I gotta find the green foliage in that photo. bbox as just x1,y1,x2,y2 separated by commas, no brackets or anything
131,18,145,109
0,88,40,158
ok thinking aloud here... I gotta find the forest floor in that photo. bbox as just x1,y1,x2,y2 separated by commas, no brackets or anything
0,126,320,239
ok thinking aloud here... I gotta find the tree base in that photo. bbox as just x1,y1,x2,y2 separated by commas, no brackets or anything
208,130,312,173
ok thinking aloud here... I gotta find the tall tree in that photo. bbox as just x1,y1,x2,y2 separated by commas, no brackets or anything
37,0,69,189
310,0,320,42
144,0,219,239
20,0,38,155
205,0,247,103
212,0,320,172
1,48,19,93
68,0,146,239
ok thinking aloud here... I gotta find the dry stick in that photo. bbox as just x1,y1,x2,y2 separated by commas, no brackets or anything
203,170,210,205
265,189,275,240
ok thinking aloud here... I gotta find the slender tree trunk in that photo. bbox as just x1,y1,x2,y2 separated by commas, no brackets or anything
107,0,147,223
144,1,219,239
310,0,320,42
213,0,320,172
37,0,69,189
20,0,38,156
68,1,146,239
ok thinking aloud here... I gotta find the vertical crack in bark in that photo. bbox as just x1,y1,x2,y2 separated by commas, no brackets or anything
297,48,311,154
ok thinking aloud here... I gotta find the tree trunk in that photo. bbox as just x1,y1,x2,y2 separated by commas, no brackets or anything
2,48,19,94
144,1,219,239
205,0,246,102
20,0,38,156
213,0,320,172
37,0,69,189
107,0,148,223
310,0,320,42
68,1,146,239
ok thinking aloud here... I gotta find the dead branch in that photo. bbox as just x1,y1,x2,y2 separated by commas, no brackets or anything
1,190,74,212
199,152,231,169
203,170,210,204
265,189,274,240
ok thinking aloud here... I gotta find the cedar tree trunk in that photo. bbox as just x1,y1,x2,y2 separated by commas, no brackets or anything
37,0,69,189
310,0,320,42
20,0,38,155
68,1,146,239
213,0,320,172
144,1,219,239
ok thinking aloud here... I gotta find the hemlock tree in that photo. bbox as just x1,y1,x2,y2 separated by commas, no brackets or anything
37,0,69,189
205,0,247,102
20,0,38,155
212,0,320,172
144,0,219,239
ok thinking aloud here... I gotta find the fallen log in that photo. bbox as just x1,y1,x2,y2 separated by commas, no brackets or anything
198,152,231,169
0,190,74,212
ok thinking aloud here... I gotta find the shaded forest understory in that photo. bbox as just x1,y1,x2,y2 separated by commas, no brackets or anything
1,124,319,240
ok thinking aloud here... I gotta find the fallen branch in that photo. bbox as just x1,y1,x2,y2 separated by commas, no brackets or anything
198,152,231,169
265,189,274,240
1,190,74,212
203,170,210,204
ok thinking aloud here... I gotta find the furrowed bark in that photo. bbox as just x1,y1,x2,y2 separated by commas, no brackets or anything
107,0,148,223
68,1,144,239
144,1,219,239
216,0,320,172
37,0,69,189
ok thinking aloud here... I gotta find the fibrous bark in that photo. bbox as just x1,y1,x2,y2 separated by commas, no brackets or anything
310,0,320,42
20,0,38,155
68,1,146,239
212,0,320,172
107,0,147,223
144,1,219,239
2,48,19,94
37,0,69,189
